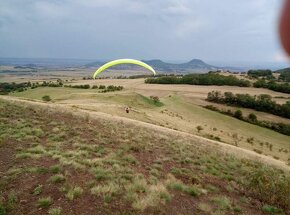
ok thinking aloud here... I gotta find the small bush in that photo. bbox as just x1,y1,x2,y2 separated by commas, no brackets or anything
248,113,257,122
196,126,203,133
234,110,243,119
150,96,160,103
42,95,51,102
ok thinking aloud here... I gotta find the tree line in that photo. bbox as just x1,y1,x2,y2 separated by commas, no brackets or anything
0,81,64,95
0,81,124,95
64,84,90,89
207,91,290,119
145,73,251,87
254,79,290,94
144,72,290,94
0,82,31,94
204,105,290,136
248,69,274,79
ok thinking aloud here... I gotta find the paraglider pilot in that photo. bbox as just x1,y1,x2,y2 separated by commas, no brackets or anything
125,107,129,114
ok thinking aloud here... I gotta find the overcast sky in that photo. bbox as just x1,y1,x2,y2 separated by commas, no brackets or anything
0,0,289,64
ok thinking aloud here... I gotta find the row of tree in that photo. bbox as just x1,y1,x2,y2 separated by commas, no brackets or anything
204,105,290,136
0,82,31,94
207,91,290,119
0,80,67,94
99,85,124,93
247,69,274,79
145,74,251,87
144,73,290,94
254,80,290,94
64,84,90,89
0,81,125,95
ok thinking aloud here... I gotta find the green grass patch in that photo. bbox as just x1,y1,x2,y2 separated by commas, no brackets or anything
49,174,65,184
262,205,285,215
66,186,84,201
32,184,43,196
48,207,62,215
37,197,52,208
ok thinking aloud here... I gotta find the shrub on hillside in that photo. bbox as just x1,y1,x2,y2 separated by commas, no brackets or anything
234,110,243,120
150,96,160,103
248,113,257,122
42,95,51,102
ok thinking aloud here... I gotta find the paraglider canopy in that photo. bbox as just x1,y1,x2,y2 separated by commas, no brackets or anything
93,59,156,79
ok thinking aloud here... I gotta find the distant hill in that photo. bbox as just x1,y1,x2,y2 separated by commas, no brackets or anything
84,61,104,67
275,67,290,73
85,59,218,73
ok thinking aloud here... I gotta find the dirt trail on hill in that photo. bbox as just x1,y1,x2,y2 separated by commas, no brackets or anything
1,95,289,172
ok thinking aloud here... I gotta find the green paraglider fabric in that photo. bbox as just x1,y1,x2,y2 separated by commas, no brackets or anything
93,59,156,79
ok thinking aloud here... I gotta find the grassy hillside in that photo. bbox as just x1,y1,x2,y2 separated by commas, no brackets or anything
11,87,290,163
0,99,289,215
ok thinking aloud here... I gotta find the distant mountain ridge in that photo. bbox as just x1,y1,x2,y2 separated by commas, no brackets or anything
86,59,218,72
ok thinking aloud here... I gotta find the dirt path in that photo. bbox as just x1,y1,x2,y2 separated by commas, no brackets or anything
1,95,289,172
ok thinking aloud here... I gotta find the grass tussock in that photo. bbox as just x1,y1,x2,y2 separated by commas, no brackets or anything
37,197,52,208
48,207,62,215
49,174,66,184
66,186,84,201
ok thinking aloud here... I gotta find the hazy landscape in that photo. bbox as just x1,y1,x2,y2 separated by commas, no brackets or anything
0,57,290,215
1,0,290,214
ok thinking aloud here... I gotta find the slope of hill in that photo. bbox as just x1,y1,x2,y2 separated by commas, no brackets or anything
0,97,289,215
275,67,290,73
143,59,218,72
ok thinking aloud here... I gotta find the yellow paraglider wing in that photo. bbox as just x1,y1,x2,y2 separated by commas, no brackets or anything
93,59,156,79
